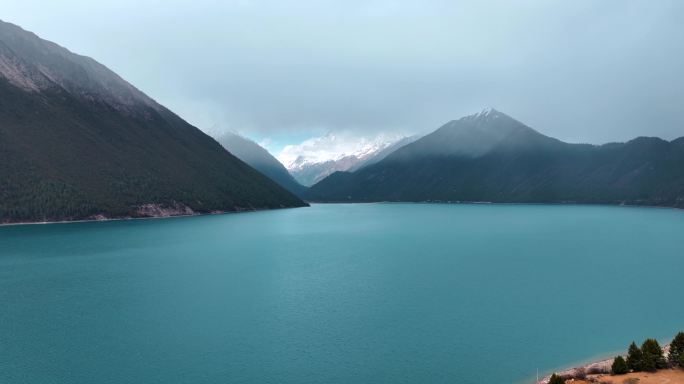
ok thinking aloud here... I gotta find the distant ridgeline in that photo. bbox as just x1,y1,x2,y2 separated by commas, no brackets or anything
0,20,306,223
306,109,684,208
215,132,307,197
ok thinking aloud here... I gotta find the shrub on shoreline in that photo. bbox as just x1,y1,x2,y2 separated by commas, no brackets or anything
587,366,609,375
548,373,565,384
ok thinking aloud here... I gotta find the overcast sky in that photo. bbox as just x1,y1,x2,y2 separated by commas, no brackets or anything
4,0,684,159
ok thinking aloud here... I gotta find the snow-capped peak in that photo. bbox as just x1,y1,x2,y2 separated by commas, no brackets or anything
462,107,502,122
279,133,404,171
479,107,494,117
277,133,409,186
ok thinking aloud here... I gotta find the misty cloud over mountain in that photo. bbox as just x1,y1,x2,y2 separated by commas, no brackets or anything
5,0,684,146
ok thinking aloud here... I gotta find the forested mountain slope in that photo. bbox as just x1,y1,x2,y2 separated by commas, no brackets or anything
0,20,305,223
306,109,684,208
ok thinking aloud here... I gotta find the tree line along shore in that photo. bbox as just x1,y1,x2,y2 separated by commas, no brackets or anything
542,332,684,384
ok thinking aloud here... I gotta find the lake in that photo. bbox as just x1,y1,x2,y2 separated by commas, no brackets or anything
1,203,683,383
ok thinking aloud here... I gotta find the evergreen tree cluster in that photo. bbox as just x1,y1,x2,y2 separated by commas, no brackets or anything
551,334,683,383
0,80,306,223
612,333,684,376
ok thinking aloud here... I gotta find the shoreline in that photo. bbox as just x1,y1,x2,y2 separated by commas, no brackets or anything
537,343,672,384
0,205,307,228
2,200,682,228
310,200,684,211
536,357,614,384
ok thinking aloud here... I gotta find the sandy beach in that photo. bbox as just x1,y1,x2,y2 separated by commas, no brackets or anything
572,369,684,384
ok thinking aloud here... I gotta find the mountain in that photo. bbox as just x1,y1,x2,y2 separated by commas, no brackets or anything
347,135,419,172
216,132,306,196
306,109,684,208
288,155,361,187
287,136,410,186
0,20,306,223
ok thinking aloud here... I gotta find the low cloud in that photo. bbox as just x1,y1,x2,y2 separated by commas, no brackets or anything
276,132,404,167
5,0,684,144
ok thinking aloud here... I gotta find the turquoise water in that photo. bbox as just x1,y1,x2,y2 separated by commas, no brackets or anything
1,203,683,383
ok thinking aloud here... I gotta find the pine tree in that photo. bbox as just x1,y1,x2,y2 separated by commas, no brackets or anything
548,373,565,384
626,342,643,372
641,339,667,370
612,355,628,375
669,332,684,367
642,351,657,372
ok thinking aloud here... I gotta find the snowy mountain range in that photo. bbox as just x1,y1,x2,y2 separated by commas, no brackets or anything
283,134,416,186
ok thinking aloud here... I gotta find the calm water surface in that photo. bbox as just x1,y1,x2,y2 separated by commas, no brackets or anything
1,203,683,383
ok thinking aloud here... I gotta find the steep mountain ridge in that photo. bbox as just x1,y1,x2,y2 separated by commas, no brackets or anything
0,21,156,110
0,20,305,223
216,132,306,196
